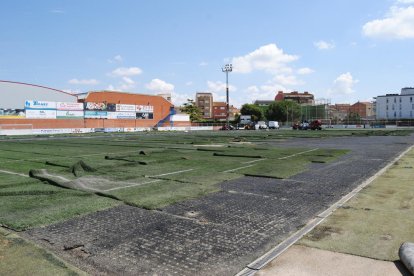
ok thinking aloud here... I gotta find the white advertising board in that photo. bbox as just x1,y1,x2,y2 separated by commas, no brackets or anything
25,109,56,119
56,102,84,111
84,111,108,119
170,114,190,122
136,105,154,112
25,100,56,110
56,110,84,119
107,112,136,119
116,104,136,112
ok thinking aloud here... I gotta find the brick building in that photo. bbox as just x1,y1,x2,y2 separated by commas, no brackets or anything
275,91,314,104
195,92,213,119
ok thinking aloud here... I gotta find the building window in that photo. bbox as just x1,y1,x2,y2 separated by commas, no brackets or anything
394,112,397,117
386,105,388,110
410,97,413,103
400,105,402,110
394,98,396,103
220,107,225,110
399,98,402,103
386,98,389,103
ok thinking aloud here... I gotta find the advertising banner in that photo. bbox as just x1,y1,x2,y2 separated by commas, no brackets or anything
84,110,108,119
116,104,136,112
136,112,154,119
56,110,84,119
107,103,116,111
136,105,154,112
56,102,84,111
107,112,136,119
25,109,57,119
25,100,57,110
84,102,107,111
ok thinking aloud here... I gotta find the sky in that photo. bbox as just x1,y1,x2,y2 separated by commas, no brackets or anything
1,0,414,108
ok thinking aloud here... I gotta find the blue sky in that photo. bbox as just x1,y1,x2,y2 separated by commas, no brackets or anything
1,0,414,107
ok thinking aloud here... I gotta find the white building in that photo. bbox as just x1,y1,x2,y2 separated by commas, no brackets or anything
376,87,414,120
0,80,77,109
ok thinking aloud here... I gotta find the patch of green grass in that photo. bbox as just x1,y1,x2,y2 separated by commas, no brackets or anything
0,177,120,231
299,147,414,261
0,228,86,275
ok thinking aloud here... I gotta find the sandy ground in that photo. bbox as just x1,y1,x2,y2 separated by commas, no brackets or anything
257,245,410,276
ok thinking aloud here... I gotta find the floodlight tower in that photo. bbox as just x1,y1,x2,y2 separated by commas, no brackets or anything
222,64,232,129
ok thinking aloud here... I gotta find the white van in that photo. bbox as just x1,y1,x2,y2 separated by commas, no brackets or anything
268,121,279,129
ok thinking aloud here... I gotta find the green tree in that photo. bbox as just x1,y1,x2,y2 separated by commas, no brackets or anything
344,112,361,124
180,99,203,122
240,104,264,121
266,101,301,123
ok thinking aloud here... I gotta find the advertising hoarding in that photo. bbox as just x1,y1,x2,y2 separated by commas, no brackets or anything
25,100,57,110
107,112,136,119
56,110,84,119
136,112,154,119
84,102,107,111
56,102,84,111
84,111,108,119
25,109,57,119
116,104,136,112
136,105,154,112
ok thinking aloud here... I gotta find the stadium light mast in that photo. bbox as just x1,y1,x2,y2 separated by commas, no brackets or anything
222,64,232,129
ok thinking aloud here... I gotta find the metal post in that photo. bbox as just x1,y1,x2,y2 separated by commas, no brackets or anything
222,64,232,129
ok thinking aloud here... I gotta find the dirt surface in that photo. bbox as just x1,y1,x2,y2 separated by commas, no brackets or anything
257,245,410,276
23,134,414,275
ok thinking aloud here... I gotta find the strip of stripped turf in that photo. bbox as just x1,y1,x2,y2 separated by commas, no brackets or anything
299,147,414,261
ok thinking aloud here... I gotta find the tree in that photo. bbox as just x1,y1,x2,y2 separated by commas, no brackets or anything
266,101,301,123
240,104,264,122
180,99,203,122
344,112,361,124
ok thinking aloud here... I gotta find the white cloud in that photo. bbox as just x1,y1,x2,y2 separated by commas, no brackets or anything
314,40,335,50
297,67,314,75
231,44,299,74
185,81,193,86
243,83,286,103
273,75,304,86
107,77,136,92
146,79,175,93
362,6,414,39
108,55,123,63
111,67,142,77
206,81,237,93
397,0,414,4
68,78,99,85
199,62,208,66
328,72,359,98
171,92,193,106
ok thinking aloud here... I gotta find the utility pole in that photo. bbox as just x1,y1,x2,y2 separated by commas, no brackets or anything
222,64,232,129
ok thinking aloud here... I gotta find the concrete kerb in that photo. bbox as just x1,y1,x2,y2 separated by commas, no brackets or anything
236,144,414,276
399,242,414,275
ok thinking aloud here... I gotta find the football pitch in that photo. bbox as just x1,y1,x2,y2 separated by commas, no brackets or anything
0,128,410,231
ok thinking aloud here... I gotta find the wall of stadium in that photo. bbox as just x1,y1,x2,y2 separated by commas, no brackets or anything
0,86,178,131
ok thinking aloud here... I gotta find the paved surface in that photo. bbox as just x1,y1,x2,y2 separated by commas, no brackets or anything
24,134,414,275
256,245,409,276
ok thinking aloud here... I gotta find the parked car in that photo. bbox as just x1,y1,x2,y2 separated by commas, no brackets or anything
292,121,309,130
268,121,279,129
309,120,322,130
256,121,268,129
